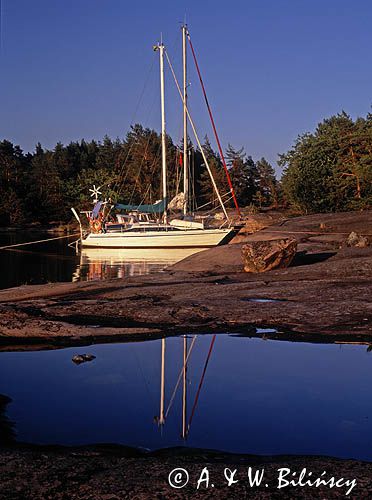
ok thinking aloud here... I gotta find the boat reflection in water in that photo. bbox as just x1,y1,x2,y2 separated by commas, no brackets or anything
156,334,215,440
2,336,372,457
72,247,206,282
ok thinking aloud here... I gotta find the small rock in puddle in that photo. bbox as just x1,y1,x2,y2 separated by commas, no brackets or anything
241,298,284,303
256,327,278,334
72,354,96,365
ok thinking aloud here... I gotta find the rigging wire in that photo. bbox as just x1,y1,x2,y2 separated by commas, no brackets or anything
196,191,234,211
186,29,241,218
127,132,158,205
115,95,160,199
164,49,229,220
187,335,216,433
115,31,181,205
112,57,156,194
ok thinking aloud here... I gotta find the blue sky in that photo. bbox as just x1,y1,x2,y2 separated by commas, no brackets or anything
1,0,371,174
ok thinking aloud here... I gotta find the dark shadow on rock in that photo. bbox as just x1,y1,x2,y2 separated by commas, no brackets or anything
0,394,16,444
291,251,337,267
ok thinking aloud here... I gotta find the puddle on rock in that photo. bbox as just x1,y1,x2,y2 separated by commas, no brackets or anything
1,334,372,461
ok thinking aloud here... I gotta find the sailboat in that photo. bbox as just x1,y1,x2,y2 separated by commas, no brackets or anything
72,26,239,249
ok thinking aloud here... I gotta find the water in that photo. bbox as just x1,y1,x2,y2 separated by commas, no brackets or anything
0,231,202,289
2,231,371,460
1,335,372,460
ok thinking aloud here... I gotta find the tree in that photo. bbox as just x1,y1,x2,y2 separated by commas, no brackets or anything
279,111,372,213
26,144,64,222
197,137,229,209
255,157,278,207
226,144,258,206
0,140,28,224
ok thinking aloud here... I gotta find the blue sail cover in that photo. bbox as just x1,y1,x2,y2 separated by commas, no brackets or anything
115,198,167,214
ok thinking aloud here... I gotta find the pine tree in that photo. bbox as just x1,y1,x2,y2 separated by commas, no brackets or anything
226,144,258,206
0,140,27,224
26,144,64,222
197,137,229,208
255,157,278,207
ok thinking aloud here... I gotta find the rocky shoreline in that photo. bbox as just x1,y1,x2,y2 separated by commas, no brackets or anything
0,443,370,499
1,210,372,349
2,210,372,498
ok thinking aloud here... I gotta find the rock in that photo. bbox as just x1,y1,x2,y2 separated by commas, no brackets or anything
72,354,96,365
241,238,297,273
345,231,370,248
230,218,269,243
0,393,16,444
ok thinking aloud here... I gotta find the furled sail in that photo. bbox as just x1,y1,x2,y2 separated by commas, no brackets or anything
168,192,185,210
115,198,167,214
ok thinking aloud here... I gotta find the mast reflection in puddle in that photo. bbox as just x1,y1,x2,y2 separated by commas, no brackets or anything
156,334,216,440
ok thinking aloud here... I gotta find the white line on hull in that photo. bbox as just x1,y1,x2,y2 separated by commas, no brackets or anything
81,228,234,248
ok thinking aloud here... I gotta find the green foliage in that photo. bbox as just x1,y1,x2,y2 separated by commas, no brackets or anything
197,137,229,208
280,111,372,213
226,144,259,206
7,109,372,224
255,157,278,207
0,140,28,224
0,124,281,226
0,126,178,225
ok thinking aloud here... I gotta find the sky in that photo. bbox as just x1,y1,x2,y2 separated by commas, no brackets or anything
1,0,372,175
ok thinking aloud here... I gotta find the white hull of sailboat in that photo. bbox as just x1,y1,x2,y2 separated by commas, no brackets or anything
82,228,234,248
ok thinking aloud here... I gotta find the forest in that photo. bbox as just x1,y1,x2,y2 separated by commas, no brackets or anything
1,110,371,226
0,124,278,225
280,111,372,213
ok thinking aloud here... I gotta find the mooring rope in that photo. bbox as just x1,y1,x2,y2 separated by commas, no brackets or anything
0,233,80,251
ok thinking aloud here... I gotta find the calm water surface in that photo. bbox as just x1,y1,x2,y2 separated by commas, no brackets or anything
2,232,372,460
1,335,372,460
0,231,202,289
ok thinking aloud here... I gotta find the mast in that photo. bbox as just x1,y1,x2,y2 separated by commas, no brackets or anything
154,41,167,223
164,50,229,220
186,29,241,218
159,337,166,425
182,25,188,215
182,335,187,439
